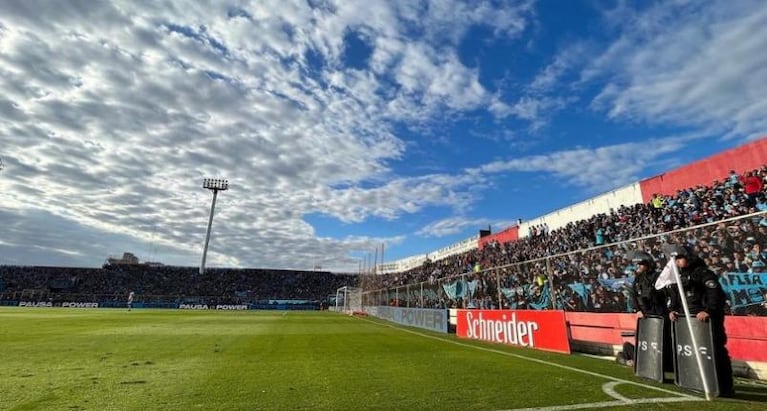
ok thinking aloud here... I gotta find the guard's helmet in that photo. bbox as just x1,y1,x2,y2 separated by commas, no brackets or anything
625,250,655,270
662,244,692,259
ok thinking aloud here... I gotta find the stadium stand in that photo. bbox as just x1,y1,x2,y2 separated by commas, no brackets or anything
1,139,765,316
356,138,767,378
360,138,767,317
0,265,357,307
2,138,767,377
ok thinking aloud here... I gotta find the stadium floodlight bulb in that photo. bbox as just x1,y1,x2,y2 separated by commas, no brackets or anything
199,177,230,274
203,178,229,191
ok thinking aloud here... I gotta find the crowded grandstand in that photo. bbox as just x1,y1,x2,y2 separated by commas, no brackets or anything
360,139,767,316
2,139,766,317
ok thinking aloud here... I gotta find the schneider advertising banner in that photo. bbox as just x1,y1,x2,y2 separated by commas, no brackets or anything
456,309,571,354
368,306,448,333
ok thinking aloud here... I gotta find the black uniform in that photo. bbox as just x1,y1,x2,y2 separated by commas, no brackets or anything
632,268,666,316
632,264,672,373
667,256,734,396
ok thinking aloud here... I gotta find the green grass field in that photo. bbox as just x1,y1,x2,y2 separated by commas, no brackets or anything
1,309,766,410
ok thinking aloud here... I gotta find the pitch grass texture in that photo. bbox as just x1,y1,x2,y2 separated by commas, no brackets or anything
1,309,765,411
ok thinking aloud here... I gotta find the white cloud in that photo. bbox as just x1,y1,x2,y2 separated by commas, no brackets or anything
496,43,588,128
417,134,705,241
505,95,574,130
528,43,588,94
0,0,533,270
416,216,490,238
586,0,767,139
416,216,517,238
5,1,747,272
475,135,700,190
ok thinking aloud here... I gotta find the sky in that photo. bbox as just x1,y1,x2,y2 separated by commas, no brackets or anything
0,0,766,272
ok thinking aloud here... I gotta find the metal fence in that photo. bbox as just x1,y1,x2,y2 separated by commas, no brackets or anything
363,211,767,316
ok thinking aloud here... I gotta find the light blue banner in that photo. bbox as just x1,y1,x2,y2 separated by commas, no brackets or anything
720,272,767,309
442,279,480,300
598,277,634,292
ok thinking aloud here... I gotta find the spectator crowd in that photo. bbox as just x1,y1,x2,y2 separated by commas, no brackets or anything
362,166,767,316
0,265,357,305
2,167,766,314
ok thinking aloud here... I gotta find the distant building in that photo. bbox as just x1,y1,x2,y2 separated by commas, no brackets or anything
104,252,164,267
107,252,139,266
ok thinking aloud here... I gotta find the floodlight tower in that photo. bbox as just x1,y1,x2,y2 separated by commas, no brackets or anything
199,178,229,274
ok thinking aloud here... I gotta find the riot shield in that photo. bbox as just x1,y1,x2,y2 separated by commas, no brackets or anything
672,316,719,397
634,316,665,382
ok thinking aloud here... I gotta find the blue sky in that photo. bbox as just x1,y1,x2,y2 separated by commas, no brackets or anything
0,0,765,271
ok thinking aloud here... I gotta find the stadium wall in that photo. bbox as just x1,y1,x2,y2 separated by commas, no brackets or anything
478,225,519,249
639,136,767,203
567,312,767,380
428,235,480,261
379,235,479,273
384,137,767,270
379,254,428,274
366,306,448,333
518,183,643,236
9,301,320,310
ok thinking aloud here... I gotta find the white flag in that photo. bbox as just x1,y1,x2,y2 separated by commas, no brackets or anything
654,258,676,290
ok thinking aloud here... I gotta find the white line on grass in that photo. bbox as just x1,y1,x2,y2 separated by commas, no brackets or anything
602,381,631,402
359,317,702,409
501,395,696,411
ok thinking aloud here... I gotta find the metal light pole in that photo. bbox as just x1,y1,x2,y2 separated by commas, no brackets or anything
200,178,228,274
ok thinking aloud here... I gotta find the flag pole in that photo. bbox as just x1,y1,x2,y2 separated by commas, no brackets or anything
669,257,712,400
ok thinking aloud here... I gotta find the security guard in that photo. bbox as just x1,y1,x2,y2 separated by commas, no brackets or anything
666,245,734,397
630,251,666,317
629,250,672,374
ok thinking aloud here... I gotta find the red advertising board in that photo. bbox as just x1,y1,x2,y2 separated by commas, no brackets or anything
456,309,571,354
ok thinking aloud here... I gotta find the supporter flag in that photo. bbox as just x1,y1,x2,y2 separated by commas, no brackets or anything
500,287,516,300
528,283,550,310
501,284,550,309
720,272,767,309
442,279,467,299
467,279,479,295
654,258,677,290
442,281,457,299
567,283,590,304
598,277,633,291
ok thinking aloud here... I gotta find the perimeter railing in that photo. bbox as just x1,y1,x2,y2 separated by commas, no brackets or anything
362,211,767,316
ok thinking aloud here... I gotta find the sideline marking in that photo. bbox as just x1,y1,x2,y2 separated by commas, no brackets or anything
602,381,631,402
506,382,704,410
359,316,701,405
500,396,695,411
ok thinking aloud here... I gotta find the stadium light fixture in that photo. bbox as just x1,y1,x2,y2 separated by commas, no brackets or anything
199,178,229,274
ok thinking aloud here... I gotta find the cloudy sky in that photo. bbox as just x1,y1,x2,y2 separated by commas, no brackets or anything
0,0,765,271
